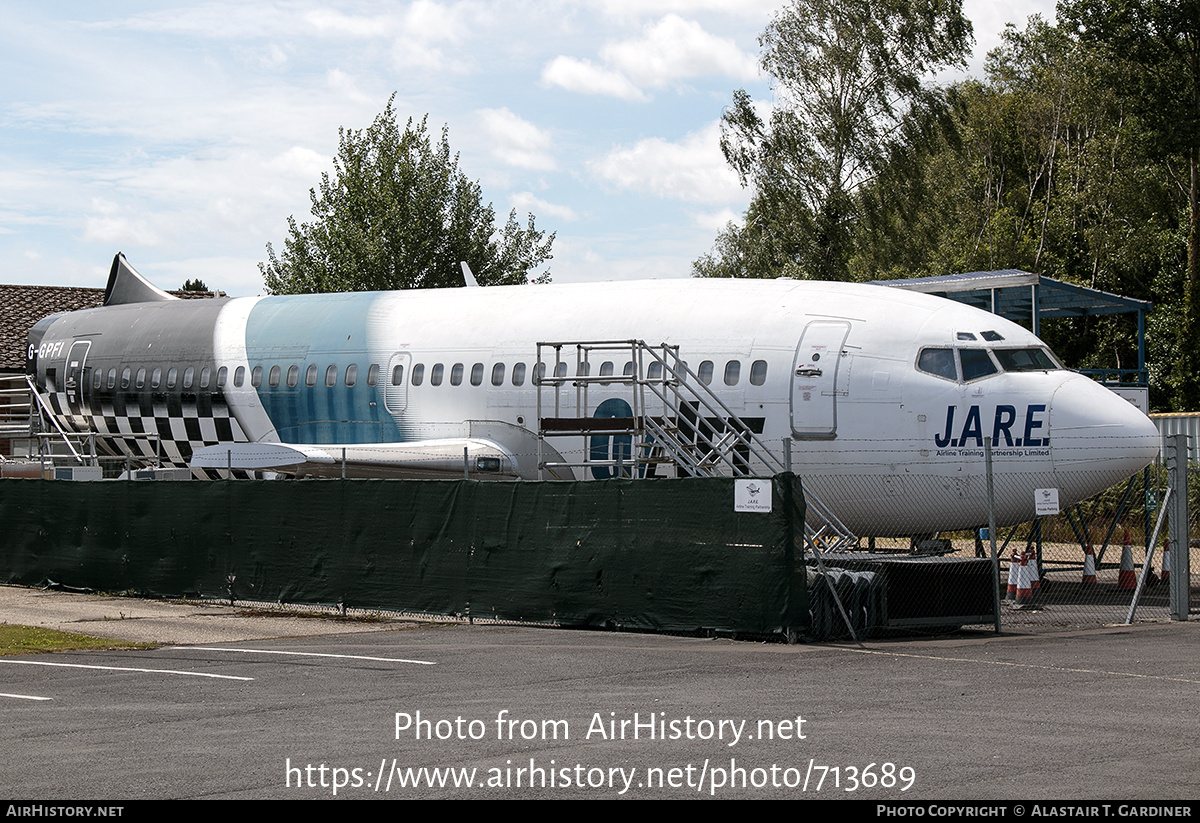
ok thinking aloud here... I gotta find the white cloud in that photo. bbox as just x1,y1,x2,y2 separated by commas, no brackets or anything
691,206,740,233
589,122,744,204
82,199,160,247
542,13,757,99
510,191,577,222
601,14,758,87
267,146,330,180
597,0,779,21
478,108,557,170
541,56,647,100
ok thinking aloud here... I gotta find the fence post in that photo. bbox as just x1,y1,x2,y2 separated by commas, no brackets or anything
985,437,1001,632
1166,432,1190,621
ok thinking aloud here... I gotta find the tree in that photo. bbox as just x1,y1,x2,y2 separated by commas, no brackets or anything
261,96,554,293
180,278,209,292
1058,0,1200,408
702,0,972,280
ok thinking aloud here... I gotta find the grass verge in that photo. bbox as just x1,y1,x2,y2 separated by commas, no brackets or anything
0,623,156,655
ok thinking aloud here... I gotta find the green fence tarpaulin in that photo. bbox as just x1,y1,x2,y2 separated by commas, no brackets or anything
0,474,806,635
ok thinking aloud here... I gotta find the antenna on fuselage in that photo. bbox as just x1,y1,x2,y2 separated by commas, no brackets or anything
460,261,480,288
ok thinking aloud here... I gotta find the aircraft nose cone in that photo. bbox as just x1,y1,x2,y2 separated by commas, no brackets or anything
1049,375,1159,483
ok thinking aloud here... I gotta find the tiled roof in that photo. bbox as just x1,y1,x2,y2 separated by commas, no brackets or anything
0,284,221,372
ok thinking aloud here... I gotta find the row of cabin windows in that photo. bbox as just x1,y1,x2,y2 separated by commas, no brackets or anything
90,363,377,392
90,358,770,393
398,359,769,388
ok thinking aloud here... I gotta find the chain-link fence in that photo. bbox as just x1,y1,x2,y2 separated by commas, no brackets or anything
803,442,1193,637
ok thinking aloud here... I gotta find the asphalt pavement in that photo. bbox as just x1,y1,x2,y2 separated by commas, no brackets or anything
1,584,1197,800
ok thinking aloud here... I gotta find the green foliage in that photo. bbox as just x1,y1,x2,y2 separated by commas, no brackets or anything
701,0,972,280
1058,0,1200,408
261,96,554,293
699,5,1199,410
180,278,209,292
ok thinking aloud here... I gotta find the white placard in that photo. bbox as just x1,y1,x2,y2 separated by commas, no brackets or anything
734,479,772,513
1034,487,1060,516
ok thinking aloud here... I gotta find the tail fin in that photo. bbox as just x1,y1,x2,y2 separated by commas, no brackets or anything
103,253,178,306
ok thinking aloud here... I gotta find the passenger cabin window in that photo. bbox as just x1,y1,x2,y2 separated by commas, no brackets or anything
577,362,590,377
535,363,546,383
306,364,318,387
599,361,614,383
391,365,404,386
250,366,262,387
450,363,463,386
152,368,162,389
166,368,178,389
698,360,714,385
135,368,146,389
512,362,526,386
200,367,211,389
268,366,281,388
917,348,957,381
234,366,244,388
648,362,663,380
623,361,634,376
554,362,567,379
367,364,380,387
491,363,505,386
959,349,998,381
723,360,740,386
411,364,425,386
92,370,102,390
750,360,768,386
120,368,131,389
183,367,195,389
216,367,227,388
430,364,444,386
325,365,337,387
345,364,357,387
286,365,299,388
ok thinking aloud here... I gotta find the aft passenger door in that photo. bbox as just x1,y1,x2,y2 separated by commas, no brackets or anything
64,340,92,416
790,320,851,439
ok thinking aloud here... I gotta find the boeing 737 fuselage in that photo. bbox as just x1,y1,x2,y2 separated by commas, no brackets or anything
25,254,1160,535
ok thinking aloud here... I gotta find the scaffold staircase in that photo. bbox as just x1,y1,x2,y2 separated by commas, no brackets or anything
533,340,858,554
0,374,96,469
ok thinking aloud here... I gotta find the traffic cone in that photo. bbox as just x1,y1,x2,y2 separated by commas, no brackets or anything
1161,540,1171,583
1081,544,1097,584
1117,531,1137,590
1014,551,1033,609
1007,549,1020,600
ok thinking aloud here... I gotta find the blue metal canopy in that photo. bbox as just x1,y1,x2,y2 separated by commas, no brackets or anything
872,270,1151,387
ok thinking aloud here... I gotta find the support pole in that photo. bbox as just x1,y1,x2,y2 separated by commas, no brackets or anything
1166,433,1190,621
985,437,1001,633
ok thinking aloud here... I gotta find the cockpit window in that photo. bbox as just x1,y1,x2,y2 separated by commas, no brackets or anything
959,348,998,381
994,348,1060,372
917,348,957,381
956,332,977,341
981,330,1004,341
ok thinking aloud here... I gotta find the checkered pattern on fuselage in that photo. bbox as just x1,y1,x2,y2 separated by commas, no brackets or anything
45,388,247,467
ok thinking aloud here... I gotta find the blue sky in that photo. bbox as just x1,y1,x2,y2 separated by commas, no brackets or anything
0,0,1057,296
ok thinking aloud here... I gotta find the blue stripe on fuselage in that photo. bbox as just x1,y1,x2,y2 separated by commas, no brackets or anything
244,293,396,444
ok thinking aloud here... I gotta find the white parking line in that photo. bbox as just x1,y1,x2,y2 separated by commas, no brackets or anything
173,647,436,665
0,692,53,701
0,659,253,681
